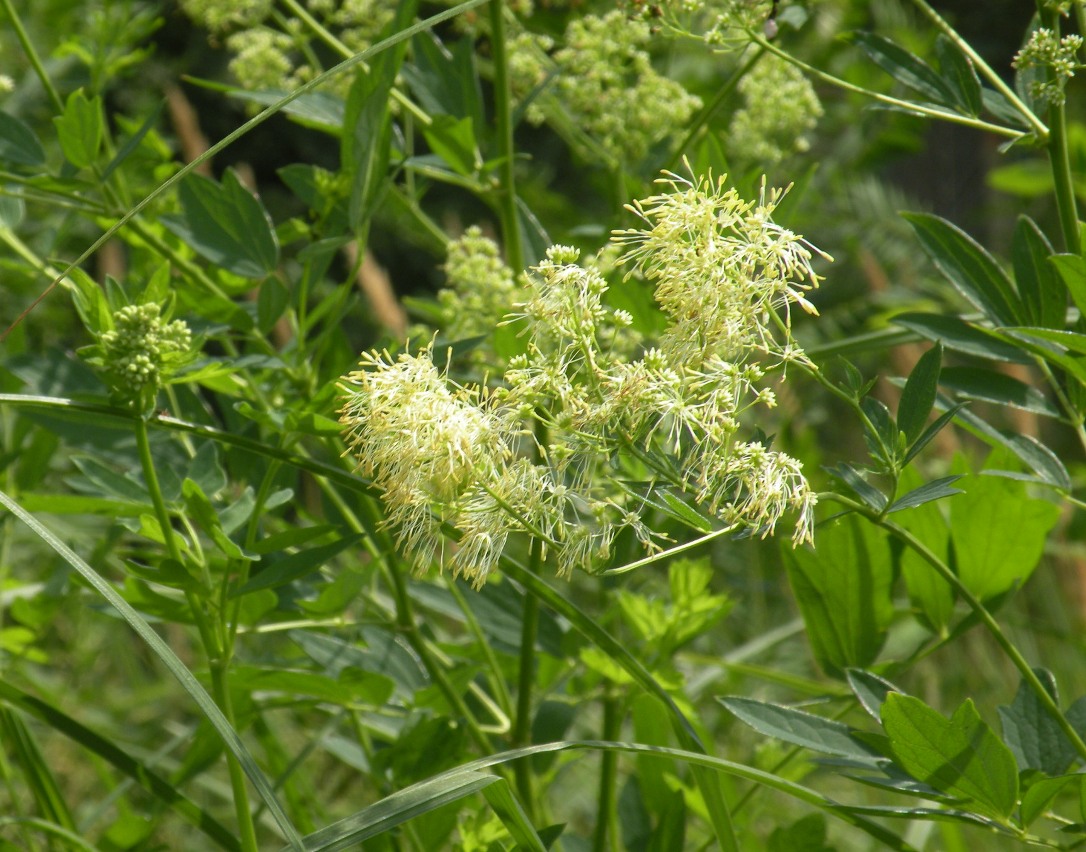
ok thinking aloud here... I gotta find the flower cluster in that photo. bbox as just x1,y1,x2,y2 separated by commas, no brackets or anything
439,227,522,342
727,55,823,165
96,303,193,402
510,12,701,164
340,170,826,586
180,0,392,94
1013,27,1083,108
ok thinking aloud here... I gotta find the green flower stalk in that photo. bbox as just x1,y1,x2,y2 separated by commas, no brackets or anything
339,169,826,587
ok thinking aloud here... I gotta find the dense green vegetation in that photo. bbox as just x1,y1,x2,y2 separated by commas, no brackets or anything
3,0,1086,849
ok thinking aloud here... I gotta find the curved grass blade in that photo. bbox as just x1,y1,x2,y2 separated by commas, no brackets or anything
288,741,919,852
0,488,304,850
0,681,240,850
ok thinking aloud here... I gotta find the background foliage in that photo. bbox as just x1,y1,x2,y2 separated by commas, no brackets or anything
3,0,1086,849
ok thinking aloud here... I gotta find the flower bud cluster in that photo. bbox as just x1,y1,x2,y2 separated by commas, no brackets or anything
99,304,192,394
510,12,701,164
727,55,823,165
180,0,391,94
439,227,522,342
1013,27,1083,108
341,170,826,586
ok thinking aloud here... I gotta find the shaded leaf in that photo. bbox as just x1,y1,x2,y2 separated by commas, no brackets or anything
881,694,1019,820
720,697,883,762
0,111,46,166
998,668,1086,776
898,343,942,443
939,366,1060,417
1013,217,1065,328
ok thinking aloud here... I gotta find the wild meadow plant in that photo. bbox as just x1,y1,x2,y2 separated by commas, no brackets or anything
2,0,1086,849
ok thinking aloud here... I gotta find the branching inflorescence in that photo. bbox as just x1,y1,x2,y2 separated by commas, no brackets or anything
339,167,829,587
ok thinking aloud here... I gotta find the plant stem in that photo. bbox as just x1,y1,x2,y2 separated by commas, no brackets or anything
488,0,523,272
909,0,1047,138
134,416,260,848
1041,8,1082,254
831,493,1086,763
0,0,64,114
592,692,622,852
751,33,1027,140
512,539,541,819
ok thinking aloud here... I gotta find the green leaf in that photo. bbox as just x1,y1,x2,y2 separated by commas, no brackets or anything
950,465,1060,600
0,681,239,849
886,475,963,513
782,514,895,678
53,90,104,169
898,343,942,443
826,463,887,512
935,35,982,116
893,312,1030,363
0,111,46,167
1012,217,1065,328
0,489,304,849
1020,774,1082,828
847,669,904,723
342,2,419,230
162,169,279,278
768,813,833,852
233,534,364,596
903,212,1020,326
997,668,1086,776
1049,253,1086,318
719,697,883,762
480,779,546,851
230,666,394,706
881,693,1019,820
893,466,955,631
403,32,485,139
422,114,478,176
939,365,1061,418
294,770,498,851
903,403,966,466
850,32,957,106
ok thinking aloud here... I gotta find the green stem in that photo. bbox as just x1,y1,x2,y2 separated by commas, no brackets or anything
909,0,1047,138
488,0,523,272
831,493,1086,763
751,33,1027,140
0,0,64,114
134,416,259,847
592,692,622,852
512,539,541,818
1041,12,1082,254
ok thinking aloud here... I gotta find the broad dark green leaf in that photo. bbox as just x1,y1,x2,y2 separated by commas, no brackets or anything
850,32,957,106
998,668,1086,777
935,36,982,116
881,693,1019,819
886,475,963,513
768,813,832,852
1013,217,1065,328
53,90,103,169
950,467,1060,601
893,312,1030,363
719,697,883,761
782,514,895,678
230,665,394,705
904,212,1020,325
898,343,942,443
0,111,46,166
939,365,1060,417
162,169,279,278
893,466,955,631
